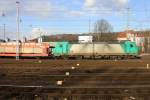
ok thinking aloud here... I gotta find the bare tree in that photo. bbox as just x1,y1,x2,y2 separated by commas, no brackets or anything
94,19,113,41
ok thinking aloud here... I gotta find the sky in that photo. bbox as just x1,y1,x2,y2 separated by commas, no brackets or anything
0,0,150,40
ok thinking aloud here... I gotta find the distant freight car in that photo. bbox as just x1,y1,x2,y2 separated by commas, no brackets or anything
50,41,140,59
0,42,50,57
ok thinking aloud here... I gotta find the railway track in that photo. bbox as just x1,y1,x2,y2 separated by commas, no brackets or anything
1,86,150,100
1,68,150,100
0,58,149,100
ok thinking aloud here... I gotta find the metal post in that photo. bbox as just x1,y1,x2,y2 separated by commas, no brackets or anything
38,28,42,43
145,8,150,29
3,24,6,53
2,12,5,42
92,42,94,59
97,22,99,41
89,18,91,34
16,1,20,60
3,24,5,42
148,37,150,53
126,7,130,30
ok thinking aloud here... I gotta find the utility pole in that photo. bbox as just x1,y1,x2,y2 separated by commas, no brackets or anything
38,28,42,43
145,8,149,29
126,7,130,31
89,17,91,34
3,24,5,42
96,21,99,41
16,1,20,60
2,12,5,42
148,37,150,53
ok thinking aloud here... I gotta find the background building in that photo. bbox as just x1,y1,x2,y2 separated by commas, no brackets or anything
117,30,145,53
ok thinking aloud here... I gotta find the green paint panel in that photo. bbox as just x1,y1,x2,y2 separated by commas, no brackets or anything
123,41,139,55
50,42,70,56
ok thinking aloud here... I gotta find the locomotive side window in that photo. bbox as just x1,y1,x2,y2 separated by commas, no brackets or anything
130,44,133,48
59,44,63,48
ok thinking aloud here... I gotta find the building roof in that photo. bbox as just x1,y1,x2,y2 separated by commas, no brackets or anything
118,32,127,38
118,30,144,38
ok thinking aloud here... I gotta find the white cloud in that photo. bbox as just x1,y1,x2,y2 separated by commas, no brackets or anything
0,0,129,18
118,0,128,4
67,10,84,17
84,0,129,10
84,0,96,7
23,0,53,17
0,0,53,18
0,0,16,14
